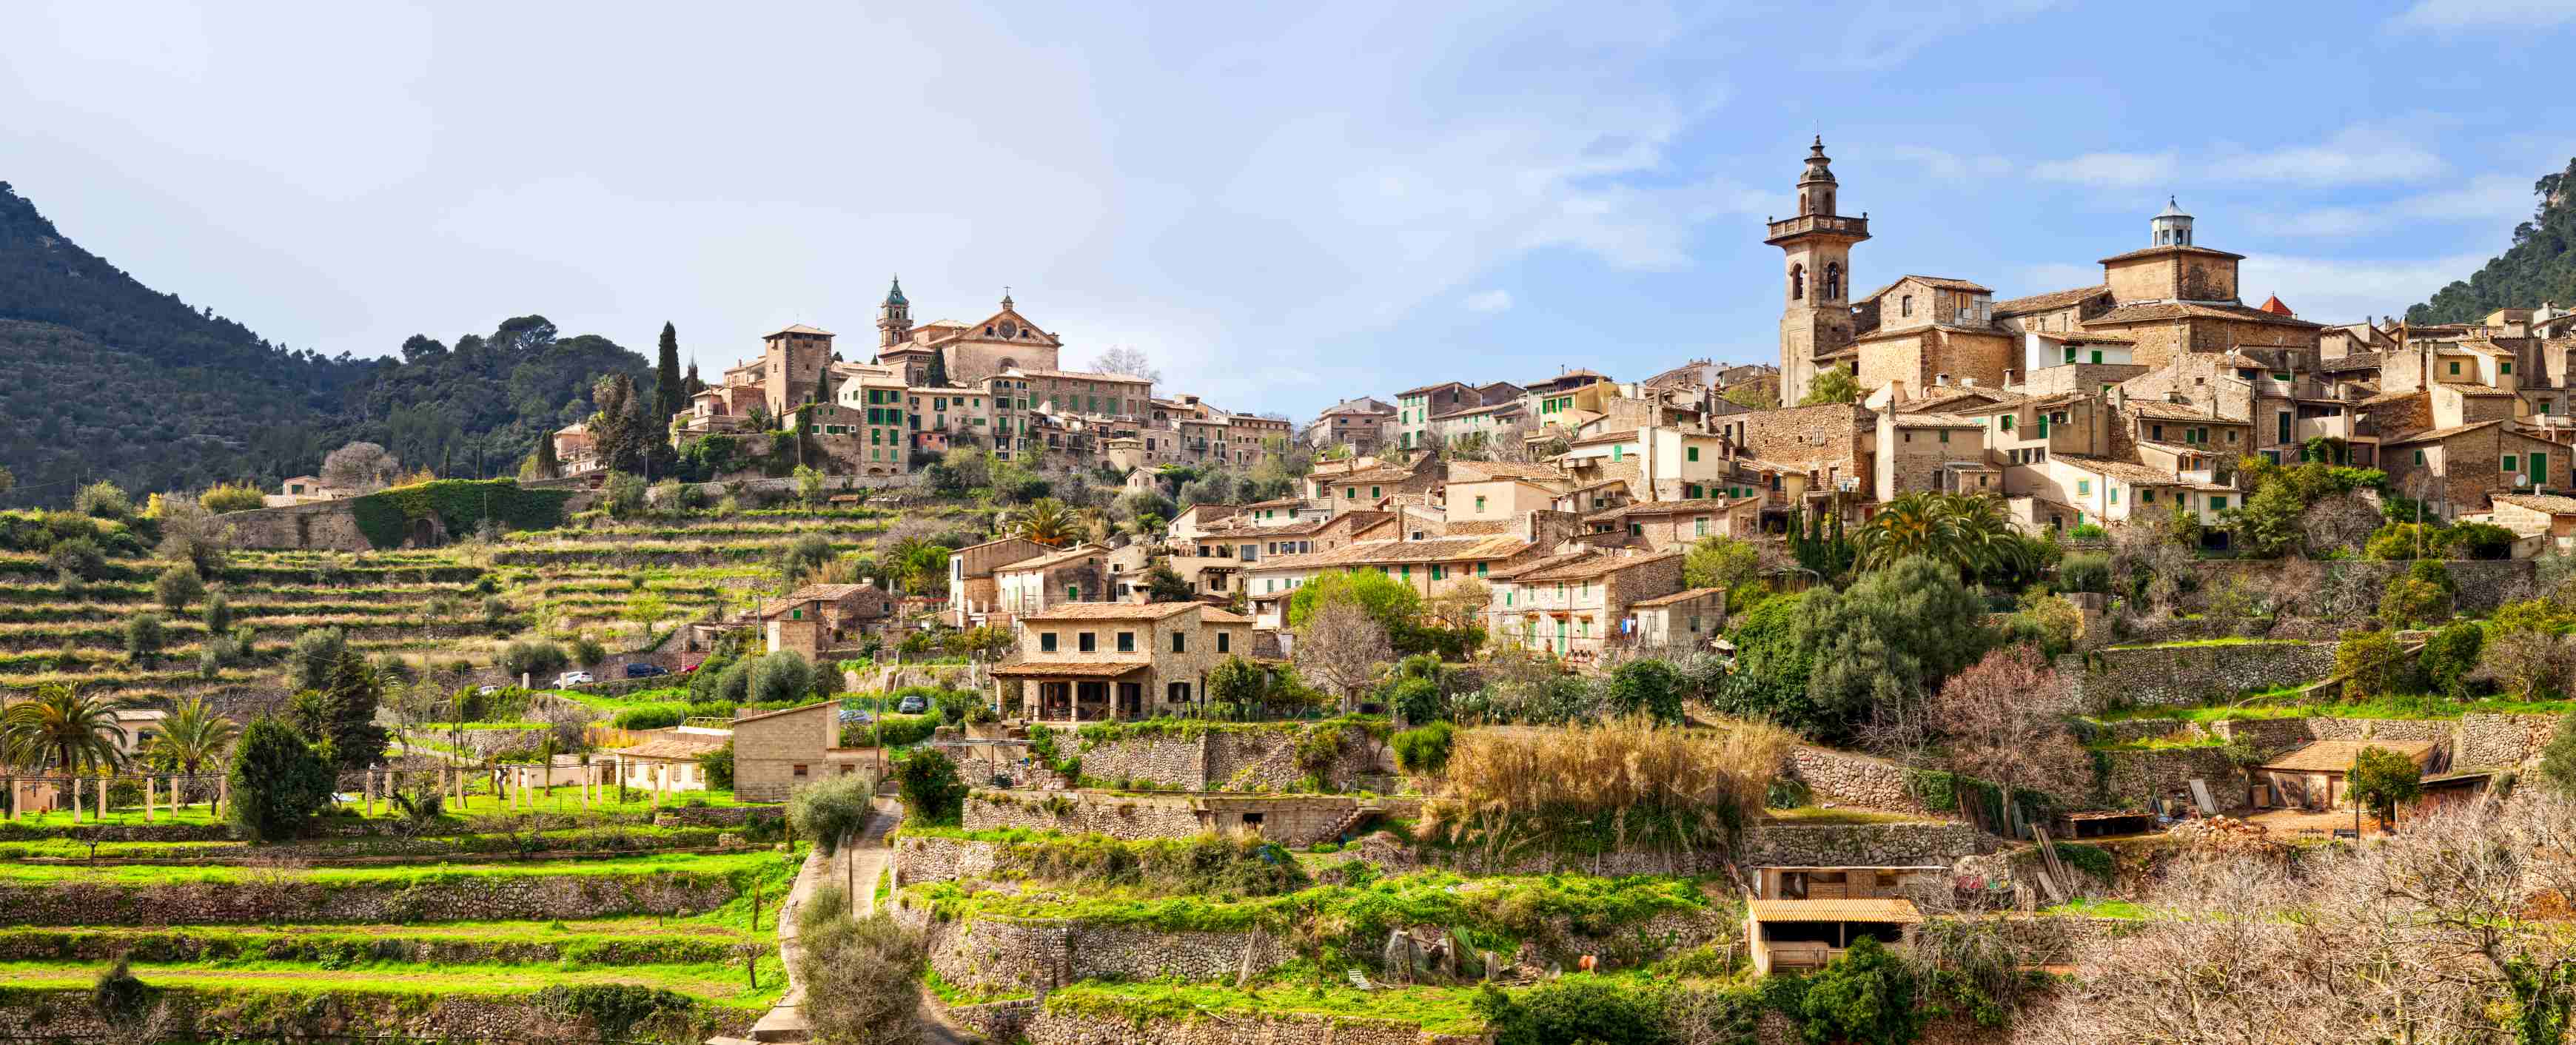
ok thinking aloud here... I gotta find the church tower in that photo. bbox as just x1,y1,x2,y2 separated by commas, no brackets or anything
1765,138,1870,406
877,276,912,348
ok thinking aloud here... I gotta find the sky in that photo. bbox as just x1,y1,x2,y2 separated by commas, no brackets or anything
5,0,2574,422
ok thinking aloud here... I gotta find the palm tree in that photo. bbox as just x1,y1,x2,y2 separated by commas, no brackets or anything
1007,498,1081,547
1856,491,2022,576
1,685,130,805
141,697,238,804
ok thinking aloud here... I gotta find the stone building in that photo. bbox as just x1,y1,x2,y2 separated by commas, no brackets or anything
946,537,1052,628
1485,548,1686,659
731,702,865,802
993,602,1255,722
993,543,1110,617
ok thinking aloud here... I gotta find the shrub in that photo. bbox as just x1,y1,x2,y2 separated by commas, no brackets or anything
2070,522,2106,541
610,703,688,730
603,472,646,518
1474,976,1668,1045
286,628,349,691
788,773,877,855
1425,716,1791,858
699,739,735,790
498,639,570,682
47,537,107,581
199,483,268,514
570,636,607,668
795,911,925,1044
2421,622,2485,699
1392,721,1455,776
89,958,150,1026
2335,629,2409,701
1385,676,1444,726
2049,841,2114,881
76,481,132,520
893,750,965,826
2349,744,2424,824
2539,712,2576,799
2378,571,2452,628
1785,936,1922,1045
1607,659,1685,725
2057,553,2110,594
201,591,232,633
226,716,336,842
154,564,205,614
751,651,817,704
124,612,167,663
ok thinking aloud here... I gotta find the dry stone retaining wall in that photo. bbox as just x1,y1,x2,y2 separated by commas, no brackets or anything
1024,1006,1455,1045
963,791,1204,839
1782,747,1946,818
0,872,733,927
1063,724,1380,792
0,989,749,1041
2455,712,2564,767
2062,642,2340,712
899,910,1292,994
2099,747,2245,804
1740,822,1990,867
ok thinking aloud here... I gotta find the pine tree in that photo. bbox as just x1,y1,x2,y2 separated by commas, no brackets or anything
926,346,950,389
317,650,389,773
531,427,560,480
655,321,685,422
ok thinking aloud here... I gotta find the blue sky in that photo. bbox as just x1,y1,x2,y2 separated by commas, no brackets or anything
4,0,2572,421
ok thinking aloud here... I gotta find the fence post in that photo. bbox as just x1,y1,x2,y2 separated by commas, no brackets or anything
70,776,81,825
144,775,155,824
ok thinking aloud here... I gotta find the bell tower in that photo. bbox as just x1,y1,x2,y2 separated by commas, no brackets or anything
1765,138,1870,406
877,276,912,349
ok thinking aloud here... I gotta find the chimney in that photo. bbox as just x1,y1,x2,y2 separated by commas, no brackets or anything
1961,377,1978,388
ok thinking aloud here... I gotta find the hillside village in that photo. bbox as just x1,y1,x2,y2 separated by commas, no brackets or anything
4,140,2576,1045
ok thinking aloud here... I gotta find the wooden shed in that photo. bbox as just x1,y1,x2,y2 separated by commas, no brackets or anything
2256,739,2438,811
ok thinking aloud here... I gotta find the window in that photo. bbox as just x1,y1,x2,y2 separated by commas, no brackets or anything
1696,517,1709,537
792,765,808,778
1900,294,1914,317
2505,454,2522,474
2451,361,2463,375
1686,446,1700,462
2503,362,2515,375
1370,486,1381,498
1171,632,1187,653
1078,632,1096,653
2076,480,2090,495
2141,489,2156,503
2002,415,2015,431
1167,682,1192,703
1938,430,1951,443
1346,487,1357,499
1475,495,1486,511
1116,631,1135,653
1217,631,1230,653
2110,487,2119,503
2414,449,2426,465
1476,562,1488,577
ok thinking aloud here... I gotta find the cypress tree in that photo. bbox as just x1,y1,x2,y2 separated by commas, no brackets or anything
656,321,685,422
684,361,705,397
225,716,335,842
532,427,560,480
926,346,950,389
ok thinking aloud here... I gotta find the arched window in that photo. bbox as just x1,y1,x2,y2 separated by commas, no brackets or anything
1824,262,1842,300
1900,295,1913,318
1789,264,1805,300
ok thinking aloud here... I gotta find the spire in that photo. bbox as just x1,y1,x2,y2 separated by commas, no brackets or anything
1799,136,1837,187
883,275,907,307
1001,286,1014,311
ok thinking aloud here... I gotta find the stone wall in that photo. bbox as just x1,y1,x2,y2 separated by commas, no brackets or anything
1024,1005,1452,1045
0,870,733,927
2099,746,2246,805
0,989,750,1041
2061,642,2340,711
224,500,387,551
899,910,1294,995
1740,821,1991,867
1782,746,1947,818
2187,559,2535,615
959,790,1408,846
1063,723,1383,793
2457,712,2564,768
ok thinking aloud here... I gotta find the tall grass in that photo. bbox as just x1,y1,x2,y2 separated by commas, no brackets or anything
1418,716,1793,867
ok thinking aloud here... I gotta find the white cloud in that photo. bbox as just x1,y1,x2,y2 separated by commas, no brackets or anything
2238,253,2486,323
2394,0,2576,28
1888,146,2012,182
2212,123,2446,187
2033,151,2179,188
1804,0,2062,70
1464,289,1514,312
2252,174,2532,238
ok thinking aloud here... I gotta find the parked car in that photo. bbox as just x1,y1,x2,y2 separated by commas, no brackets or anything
554,671,594,687
624,662,670,679
476,685,499,696
895,693,929,714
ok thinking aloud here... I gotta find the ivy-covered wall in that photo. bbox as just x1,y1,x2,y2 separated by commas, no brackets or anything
348,479,575,550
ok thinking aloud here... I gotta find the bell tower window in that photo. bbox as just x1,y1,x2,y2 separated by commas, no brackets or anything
1790,263,1805,301
1824,262,1842,300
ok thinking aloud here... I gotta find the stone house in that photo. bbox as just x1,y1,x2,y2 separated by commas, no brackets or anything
731,702,867,802
1167,504,1241,542
2480,492,2576,548
552,422,603,476
1582,498,1762,550
1629,586,1727,648
1306,457,1442,511
761,582,897,658
1486,548,1685,659
2257,739,2438,811
1874,411,1990,500
993,542,1110,616
945,537,1053,628
1304,397,1395,452
993,602,1254,722
1847,275,2013,395
606,732,728,792
1394,381,1477,451
1447,477,1565,522
2382,420,2569,517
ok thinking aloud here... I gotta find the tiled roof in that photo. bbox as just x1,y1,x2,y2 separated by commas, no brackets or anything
1395,381,1472,397
1449,461,1568,483
1891,412,1982,429
2355,389,2422,406
2029,330,2136,344
1008,368,1154,384
1560,478,1632,497
1569,429,1641,446
1899,388,2020,412
2133,440,2216,457
731,701,836,725
2086,301,2321,329
1432,401,1522,419
1748,898,1923,924
1584,498,1745,522
1247,535,1534,573
1851,323,2005,343
1508,550,1683,583
2381,420,2506,446
1440,519,1516,535
2263,739,2434,773
1019,602,1204,622
1244,497,1304,509
2126,400,2230,421
2492,493,2576,515
1993,285,2109,316
991,659,1152,679
1000,543,1108,572
2258,295,2294,315
1631,586,1725,608
1858,275,1993,302
620,736,729,760
2096,244,2247,264
2054,454,2184,485
766,323,836,337
1486,550,1600,581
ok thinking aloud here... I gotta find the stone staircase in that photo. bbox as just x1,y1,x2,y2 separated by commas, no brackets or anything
1321,801,1387,844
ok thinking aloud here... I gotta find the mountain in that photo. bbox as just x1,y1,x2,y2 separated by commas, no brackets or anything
2408,158,2576,324
0,181,650,505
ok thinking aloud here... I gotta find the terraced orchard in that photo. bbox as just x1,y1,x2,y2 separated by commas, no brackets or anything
0,818,805,1042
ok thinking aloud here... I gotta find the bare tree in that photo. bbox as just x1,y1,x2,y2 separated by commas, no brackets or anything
1090,345,1161,383
1927,645,2089,820
1293,601,1392,713
2300,493,2381,557
2470,628,2576,698
1426,578,1492,632
321,442,400,494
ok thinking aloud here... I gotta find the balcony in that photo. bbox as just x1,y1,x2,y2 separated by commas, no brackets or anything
1763,214,1871,243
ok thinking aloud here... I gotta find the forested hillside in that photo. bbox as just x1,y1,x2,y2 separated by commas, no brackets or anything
2409,157,2576,323
0,181,648,505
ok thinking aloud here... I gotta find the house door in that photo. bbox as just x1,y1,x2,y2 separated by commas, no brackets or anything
1555,617,1569,653
2533,451,2549,488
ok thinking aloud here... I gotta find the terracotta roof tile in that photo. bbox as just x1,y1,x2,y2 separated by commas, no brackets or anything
1631,586,1725,608
1992,285,2110,316
2262,739,2433,773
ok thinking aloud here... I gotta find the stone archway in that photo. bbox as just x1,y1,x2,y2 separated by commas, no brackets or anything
406,517,440,548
